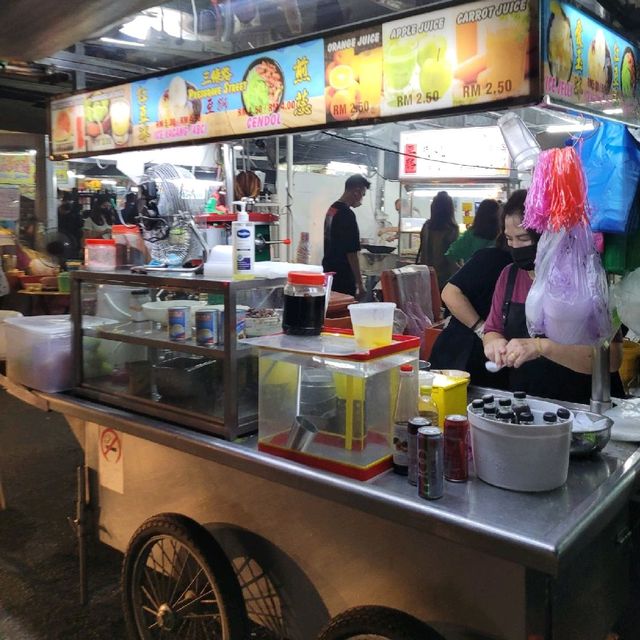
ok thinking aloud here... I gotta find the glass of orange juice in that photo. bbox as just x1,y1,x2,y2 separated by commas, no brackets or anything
348,302,396,350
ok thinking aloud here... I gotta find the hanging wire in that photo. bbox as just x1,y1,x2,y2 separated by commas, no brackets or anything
322,130,517,173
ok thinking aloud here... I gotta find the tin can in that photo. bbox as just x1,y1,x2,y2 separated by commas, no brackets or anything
443,414,469,482
195,309,218,346
417,426,444,499
408,416,430,486
168,306,189,341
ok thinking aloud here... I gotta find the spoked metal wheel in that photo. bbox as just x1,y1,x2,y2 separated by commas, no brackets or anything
122,513,248,639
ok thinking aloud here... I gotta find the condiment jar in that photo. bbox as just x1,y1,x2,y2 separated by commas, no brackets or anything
282,271,326,336
112,225,146,267
84,239,116,272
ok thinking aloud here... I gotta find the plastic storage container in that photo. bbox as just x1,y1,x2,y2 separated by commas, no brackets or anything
4,315,116,392
468,397,573,492
84,238,116,271
112,225,146,267
0,310,22,359
282,271,326,336
431,370,470,426
256,330,420,480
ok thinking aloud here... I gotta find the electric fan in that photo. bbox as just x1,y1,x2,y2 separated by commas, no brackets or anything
134,163,209,272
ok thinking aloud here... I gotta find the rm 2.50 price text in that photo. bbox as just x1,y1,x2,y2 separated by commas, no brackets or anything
462,79,513,98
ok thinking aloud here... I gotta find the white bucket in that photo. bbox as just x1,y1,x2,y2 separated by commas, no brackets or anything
469,398,572,492
0,310,23,359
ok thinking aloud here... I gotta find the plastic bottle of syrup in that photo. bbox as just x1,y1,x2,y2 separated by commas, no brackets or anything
418,375,439,428
392,364,418,475
232,199,255,280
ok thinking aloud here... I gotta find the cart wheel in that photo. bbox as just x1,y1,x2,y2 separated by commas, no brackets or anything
317,605,446,640
122,513,248,639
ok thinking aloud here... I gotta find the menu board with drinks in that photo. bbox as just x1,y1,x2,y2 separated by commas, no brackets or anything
381,0,531,116
542,0,640,123
50,0,539,159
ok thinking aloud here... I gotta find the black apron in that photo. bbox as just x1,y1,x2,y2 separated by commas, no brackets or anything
502,264,594,404
430,318,510,389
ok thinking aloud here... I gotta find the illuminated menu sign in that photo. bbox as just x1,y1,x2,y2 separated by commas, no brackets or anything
398,127,511,179
542,0,640,121
50,0,535,159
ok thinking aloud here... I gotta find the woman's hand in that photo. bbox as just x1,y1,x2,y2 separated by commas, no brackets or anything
484,336,508,367
503,338,539,368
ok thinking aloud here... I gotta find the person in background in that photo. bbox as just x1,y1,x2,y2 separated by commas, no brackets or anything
429,198,515,388
322,174,370,298
483,190,623,404
83,195,114,240
445,198,500,266
57,194,84,258
416,190,459,290
120,192,138,225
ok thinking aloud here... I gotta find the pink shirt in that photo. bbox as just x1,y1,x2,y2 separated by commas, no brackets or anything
484,265,534,335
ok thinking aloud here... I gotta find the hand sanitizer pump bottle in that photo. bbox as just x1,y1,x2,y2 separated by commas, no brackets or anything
232,199,255,280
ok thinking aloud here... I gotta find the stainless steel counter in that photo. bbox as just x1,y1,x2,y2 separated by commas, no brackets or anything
32,385,640,578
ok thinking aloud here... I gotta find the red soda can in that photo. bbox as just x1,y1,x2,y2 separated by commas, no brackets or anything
443,414,469,482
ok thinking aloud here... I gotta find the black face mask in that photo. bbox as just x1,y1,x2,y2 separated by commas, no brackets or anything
510,243,537,271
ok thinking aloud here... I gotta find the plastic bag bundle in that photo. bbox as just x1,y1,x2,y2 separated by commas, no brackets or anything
526,223,612,345
611,268,640,334
579,119,640,234
523,147,589,233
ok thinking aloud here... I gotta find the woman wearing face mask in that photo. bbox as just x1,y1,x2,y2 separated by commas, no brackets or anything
483,191,623,404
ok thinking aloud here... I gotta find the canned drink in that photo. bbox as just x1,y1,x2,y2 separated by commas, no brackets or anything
195,309,218,346
417,426,444,499
168,306,190,341
443,414,469,482
408,416,430,486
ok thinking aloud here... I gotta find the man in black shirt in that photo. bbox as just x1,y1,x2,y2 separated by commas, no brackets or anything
322,174,370,298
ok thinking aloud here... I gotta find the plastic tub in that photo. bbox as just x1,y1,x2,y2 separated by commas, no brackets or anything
348,302,396,350
4,315,117,392
84,239,116,271
469,397,573,492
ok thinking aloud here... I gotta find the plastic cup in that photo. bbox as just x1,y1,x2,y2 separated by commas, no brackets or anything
348,302,396,350
57,271,70,293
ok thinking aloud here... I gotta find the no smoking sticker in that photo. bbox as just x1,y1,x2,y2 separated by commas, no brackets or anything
100,428,122,463
97,425,124,494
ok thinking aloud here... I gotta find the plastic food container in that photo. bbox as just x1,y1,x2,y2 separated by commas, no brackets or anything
468,397,573,492
0,310,23,359
84,239,116,271
4,315,116,392
112,225,146,267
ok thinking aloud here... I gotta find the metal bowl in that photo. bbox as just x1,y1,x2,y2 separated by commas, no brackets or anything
570,411,613,457
361,244,396,254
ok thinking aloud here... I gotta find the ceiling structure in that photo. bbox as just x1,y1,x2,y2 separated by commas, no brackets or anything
0,0,633,164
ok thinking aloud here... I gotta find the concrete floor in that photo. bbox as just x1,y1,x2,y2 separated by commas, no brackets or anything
1,385,639,640
0,388,126,639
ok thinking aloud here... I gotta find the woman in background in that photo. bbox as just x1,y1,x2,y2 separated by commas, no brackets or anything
429,195,518,388
416,190,459,290
445,198,500,266
83,195,115,240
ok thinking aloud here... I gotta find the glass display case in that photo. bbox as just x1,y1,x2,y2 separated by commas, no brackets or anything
70,270,286,439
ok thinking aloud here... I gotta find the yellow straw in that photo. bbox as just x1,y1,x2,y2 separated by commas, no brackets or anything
345,375,354,450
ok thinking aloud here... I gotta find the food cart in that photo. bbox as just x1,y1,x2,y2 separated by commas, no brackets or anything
3,0,640,638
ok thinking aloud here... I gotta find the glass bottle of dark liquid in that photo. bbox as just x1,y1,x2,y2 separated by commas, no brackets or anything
282,271,326,336
392,364,418,475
